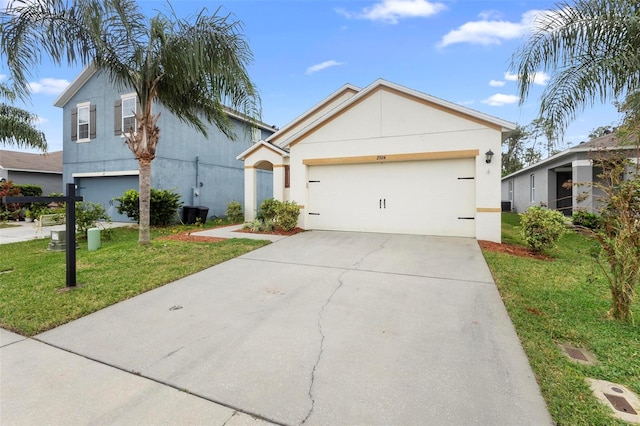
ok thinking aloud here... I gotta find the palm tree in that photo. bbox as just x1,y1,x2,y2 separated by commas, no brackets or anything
0,0,260,244
0,83,47,151
511,0,640,133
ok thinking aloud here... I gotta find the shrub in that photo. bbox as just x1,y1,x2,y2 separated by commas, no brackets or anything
276,200,300,231
259,198,280,221
572,210,601,230
115,188,182,226
14,184,42,197
75,202,111,237
225,201,244,223
520,206,567,253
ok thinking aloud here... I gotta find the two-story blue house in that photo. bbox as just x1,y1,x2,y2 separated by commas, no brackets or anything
54,66,275,222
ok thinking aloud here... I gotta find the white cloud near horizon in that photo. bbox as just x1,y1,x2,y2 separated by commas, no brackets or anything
337,0,446,24
28,78,70,95
482,93,520,106
489,80,506,87
504,70,550,86
438,9,544,47
305,60,344,75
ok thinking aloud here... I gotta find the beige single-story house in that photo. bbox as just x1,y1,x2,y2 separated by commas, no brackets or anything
237,79,515,243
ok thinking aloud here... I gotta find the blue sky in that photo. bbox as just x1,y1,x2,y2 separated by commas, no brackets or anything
1,0,622,153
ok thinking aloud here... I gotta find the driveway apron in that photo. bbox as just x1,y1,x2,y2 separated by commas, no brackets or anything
33,231,551,425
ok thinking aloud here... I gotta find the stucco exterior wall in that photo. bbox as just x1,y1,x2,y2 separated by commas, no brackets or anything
288,88,504,242
60,71,274,220
8,171,62,195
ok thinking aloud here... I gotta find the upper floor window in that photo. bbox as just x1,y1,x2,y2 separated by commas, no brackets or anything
77,104,90,141
71,102,95,142
121,96,137,134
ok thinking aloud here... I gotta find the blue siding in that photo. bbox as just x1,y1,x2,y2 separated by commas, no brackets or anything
60,70,275,221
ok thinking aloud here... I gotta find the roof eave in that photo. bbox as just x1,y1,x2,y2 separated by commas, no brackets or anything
53,64,97,108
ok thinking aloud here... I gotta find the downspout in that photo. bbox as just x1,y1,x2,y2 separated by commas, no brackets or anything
193,155,199,206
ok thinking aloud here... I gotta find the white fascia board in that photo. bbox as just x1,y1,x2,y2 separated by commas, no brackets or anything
8,168,62,174
236,140,289,161
72,170,139,178
502,144,638,180
53,64,97,108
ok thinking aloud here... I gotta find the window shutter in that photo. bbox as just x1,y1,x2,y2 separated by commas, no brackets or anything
71,107,78,141
285,165,290,188
90,105,96,139
114,99,122,135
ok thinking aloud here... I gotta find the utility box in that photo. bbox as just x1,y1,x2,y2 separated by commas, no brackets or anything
87,228,101,251
48,230,67,252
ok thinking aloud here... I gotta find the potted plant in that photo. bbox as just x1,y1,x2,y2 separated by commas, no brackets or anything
25,209,33,222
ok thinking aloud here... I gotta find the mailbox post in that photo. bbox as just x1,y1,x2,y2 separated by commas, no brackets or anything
2,183,83,287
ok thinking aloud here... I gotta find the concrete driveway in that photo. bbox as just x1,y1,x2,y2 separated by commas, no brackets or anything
2,231,551,425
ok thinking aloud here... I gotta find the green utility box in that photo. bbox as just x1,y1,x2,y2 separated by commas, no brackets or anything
87,228,101,251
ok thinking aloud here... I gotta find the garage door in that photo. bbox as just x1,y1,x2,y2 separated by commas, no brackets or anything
307,159,475,237
76,176,139,222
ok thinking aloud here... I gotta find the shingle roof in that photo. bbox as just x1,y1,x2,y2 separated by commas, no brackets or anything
0,150,63,173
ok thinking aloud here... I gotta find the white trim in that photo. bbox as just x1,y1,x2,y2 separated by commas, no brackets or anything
76,102,91,143
120,92,136,100
53,64,96,108
72,170,139,178
572,159,592,167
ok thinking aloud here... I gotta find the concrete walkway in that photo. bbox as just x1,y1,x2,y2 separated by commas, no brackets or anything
0,231,552,425
0,220,132,245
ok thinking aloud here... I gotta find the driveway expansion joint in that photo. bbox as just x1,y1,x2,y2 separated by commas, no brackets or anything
31,337,288,426
301,270,348,425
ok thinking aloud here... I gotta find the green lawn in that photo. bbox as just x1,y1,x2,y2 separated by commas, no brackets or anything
0,225,269,336
483,213,640,425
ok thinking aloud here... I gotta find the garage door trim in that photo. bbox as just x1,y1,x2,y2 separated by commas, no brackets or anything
303,149,479,166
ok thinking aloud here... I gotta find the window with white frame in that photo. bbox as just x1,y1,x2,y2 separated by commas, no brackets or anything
530,174,536,202
121,96,136,134
508,179,513,201
77,103,90,141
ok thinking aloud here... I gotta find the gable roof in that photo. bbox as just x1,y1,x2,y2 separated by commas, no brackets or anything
266,83,361,147
502,132,638,180
270,79,516,149
236,140,290,161
54,65,278,132
0,150,63,174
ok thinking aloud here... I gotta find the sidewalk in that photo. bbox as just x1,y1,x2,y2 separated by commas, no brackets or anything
0,220,133,245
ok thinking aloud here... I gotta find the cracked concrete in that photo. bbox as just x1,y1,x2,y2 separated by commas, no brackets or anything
302,270,348,425
14,231,551,425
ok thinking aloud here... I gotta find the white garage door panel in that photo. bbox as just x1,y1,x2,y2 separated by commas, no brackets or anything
307,159,475,237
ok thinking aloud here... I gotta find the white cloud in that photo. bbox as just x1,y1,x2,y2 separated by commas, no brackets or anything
337,0,446,24
28,78,70,95
438,9,545,47
35,116,48,125
305,60,344,75
482,93,520,106
0,74,6,82
489,80,506,87
504,70,550,86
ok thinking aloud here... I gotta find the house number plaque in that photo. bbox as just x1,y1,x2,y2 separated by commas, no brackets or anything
376,155,386,161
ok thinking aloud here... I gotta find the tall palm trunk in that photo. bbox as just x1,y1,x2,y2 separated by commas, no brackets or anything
138,157,151,244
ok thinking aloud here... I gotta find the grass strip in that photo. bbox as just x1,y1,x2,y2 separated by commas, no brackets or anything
0,225,269,336
483,213,639,425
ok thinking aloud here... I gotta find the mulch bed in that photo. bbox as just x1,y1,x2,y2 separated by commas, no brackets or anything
234,227,305,236
478,240,553,261
156,226,305,243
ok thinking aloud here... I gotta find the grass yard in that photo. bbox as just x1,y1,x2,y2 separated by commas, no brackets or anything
0,225,269,336
482,213,640,425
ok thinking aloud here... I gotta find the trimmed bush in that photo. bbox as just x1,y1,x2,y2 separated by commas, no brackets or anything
115,188,182,226
572,210,601,230
225,201,244,223
276,200,300,231
259,198,280,221
15,184,42,197
520,206,567,253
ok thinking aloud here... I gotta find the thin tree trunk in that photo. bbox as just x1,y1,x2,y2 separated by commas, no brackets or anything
138,158,151,245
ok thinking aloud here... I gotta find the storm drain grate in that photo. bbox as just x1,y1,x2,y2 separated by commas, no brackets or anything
588,378,640,424
605,393,638,415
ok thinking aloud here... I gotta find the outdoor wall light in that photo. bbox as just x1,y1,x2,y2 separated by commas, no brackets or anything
485,149,494,164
